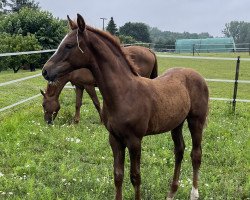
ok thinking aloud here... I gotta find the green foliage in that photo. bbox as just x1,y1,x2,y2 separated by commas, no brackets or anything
0,0,39,13
0,7,67,72
0,32,42,72
118,35,137,44
106,17,118,36
0,7,67,49
119,22,151,43
222,21,250,44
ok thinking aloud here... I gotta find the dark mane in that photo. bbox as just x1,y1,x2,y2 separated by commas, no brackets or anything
45,84,57,97
85,26,139,76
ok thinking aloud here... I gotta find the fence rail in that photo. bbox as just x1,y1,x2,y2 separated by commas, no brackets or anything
0,73,41,87
0,50,249,113
156,54,250,61
0,49,56,57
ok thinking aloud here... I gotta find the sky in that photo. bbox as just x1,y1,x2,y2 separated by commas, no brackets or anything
38,0,250,37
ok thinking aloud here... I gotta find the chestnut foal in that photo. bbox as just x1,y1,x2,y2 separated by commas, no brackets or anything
42,14,209,200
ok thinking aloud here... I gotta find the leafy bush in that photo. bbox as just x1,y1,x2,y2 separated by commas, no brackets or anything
119,22,151,43
118,35,137,44
0,33,42,72
0,7,67,49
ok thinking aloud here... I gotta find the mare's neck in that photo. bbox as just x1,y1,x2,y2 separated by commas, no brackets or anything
46,74,71,98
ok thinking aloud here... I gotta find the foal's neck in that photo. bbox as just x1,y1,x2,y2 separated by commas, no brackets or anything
87,30,138,106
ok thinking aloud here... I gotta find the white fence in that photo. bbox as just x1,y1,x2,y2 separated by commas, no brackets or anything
0,50,250,113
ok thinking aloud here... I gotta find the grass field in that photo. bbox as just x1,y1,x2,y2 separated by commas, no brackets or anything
0,53,250,199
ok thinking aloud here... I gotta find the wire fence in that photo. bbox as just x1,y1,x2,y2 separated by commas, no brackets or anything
124,42,250,54
0,50,250,113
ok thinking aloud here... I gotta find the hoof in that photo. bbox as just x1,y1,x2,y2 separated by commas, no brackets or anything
190,186,199,200
73,118,80,124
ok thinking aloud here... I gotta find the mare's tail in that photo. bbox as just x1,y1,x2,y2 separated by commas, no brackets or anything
149,50,158,79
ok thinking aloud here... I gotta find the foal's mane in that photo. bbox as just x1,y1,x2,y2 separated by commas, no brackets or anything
85,26,139,76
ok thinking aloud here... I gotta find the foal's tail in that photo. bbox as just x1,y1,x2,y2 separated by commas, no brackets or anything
149,49,158,79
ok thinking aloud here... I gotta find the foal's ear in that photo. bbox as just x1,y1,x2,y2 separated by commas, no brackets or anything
77,13,86,32
40,89,45,97
67,15,77,30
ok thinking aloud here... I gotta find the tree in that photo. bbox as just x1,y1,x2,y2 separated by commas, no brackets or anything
106,17,118,35
222,21,250,44
0,7,67,72
0,0,39,13
119,22,151,43
0,7,67,49
118,35,137,44
0,0,8,13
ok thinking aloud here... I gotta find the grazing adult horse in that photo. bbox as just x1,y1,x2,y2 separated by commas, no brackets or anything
41,45,158,124
42,14,209,200
41,68,101,124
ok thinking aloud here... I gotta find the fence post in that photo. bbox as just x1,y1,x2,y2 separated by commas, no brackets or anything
249,43,250,56
232,56,240,113
192,44,195,56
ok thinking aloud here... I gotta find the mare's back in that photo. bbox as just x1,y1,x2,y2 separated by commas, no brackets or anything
124,46,155,77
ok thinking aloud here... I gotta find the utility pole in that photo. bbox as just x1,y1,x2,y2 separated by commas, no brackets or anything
100,17,107,30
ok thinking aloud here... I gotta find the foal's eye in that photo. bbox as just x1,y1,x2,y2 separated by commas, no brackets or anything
65,44,74,49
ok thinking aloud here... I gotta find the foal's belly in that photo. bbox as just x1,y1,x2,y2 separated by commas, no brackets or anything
147,87,191,134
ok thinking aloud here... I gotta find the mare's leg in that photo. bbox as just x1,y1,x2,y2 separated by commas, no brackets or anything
167,122,185,200
73,86,84,123
85,85,102,122
109,134,125,200
127,136,142,200
187,116,206,200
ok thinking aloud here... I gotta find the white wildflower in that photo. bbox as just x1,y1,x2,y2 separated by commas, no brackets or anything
75,138,81,143
61,178,66,182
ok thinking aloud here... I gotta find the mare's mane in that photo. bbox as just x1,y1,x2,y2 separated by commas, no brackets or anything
45,83,58,97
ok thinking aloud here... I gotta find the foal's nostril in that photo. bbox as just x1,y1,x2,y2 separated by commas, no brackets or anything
42,69,47,77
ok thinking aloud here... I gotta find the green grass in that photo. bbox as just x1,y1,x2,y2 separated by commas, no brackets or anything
0,69,41,83
0,53,250,199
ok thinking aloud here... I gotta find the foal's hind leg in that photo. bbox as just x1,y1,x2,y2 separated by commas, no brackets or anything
167,122,185,200
187,116,206,200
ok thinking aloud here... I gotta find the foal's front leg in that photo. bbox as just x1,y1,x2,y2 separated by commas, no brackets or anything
127,137,142,200
109,133,125,200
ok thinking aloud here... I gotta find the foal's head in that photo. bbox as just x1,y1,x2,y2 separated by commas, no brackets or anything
40,89,60,124
42,14,92,82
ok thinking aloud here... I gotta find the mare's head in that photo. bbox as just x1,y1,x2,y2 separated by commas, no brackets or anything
42,14,91,82
40,89,60,124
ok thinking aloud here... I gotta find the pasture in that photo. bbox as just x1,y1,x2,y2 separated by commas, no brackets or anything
0,53,249,199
